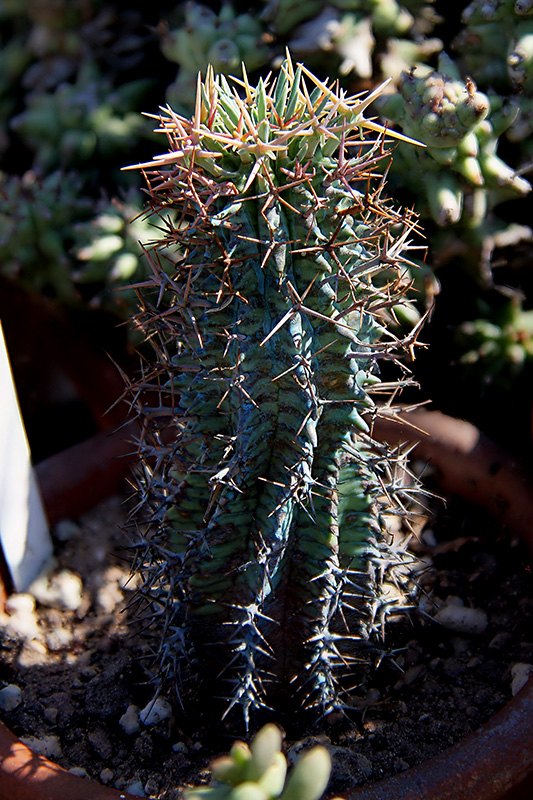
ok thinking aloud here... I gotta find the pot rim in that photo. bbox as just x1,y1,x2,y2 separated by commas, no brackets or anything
1,409,531,800
345,676,533,800
0,719,137,800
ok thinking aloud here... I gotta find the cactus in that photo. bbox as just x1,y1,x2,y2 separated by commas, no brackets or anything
185,724,331,800
125,58,423,727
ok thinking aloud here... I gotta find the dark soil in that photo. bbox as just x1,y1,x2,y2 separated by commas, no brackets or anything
0,491,532,799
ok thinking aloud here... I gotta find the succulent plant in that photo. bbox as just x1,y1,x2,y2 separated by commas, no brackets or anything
259,0,324,35
125,56,423,727
185,723,331,800
0,167,172,317
453,0,533,87
0,34,33,154
10,59,152,177
159,0,441,115
261,0,441,81
0,169,93,302
161,3,270,112
374,53,531,279
452,0,533,150
280,6,377,80
377,55,530,220
72,193,179,316
0,0,96,99
455,293,533,389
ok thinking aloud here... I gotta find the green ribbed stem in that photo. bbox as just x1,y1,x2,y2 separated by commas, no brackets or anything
127,57,420,726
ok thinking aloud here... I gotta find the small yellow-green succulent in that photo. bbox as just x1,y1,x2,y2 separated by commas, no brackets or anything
185,725,332,800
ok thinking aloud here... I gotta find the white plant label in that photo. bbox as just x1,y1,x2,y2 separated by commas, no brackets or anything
0,322,53,590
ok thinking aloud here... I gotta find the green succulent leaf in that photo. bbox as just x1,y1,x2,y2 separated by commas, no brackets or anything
279,747,331,800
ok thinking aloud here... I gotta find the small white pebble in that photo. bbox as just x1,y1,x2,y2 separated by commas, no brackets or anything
16,639,49,667
53,519,81,542
421,528,437,547
100,768,114,784
19,735,62,758
435,603,488,635
125,779,146,797
1,601,40,639
68,767,88,778
119,705,141,735
0,684,22,711
192,741,202,751
28,639,48,654
52,570,84,611
46,626,73,651
5,593,36,615
444,595,465,607
139,696,172,727
172,741,188,754
144,777,159,796
511,663,533,696
44,707,58,724
30,569,84,611
96,582,123,615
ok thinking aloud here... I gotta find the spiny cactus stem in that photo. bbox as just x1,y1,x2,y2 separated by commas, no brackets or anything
125,56,425,726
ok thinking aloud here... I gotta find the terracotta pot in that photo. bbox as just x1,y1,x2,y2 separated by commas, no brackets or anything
371,409,533,548
0,721,137,800
345,677,533,800
35,420,138,526
2,409,532,800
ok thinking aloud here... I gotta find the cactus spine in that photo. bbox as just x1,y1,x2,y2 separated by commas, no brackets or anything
126,56,422,727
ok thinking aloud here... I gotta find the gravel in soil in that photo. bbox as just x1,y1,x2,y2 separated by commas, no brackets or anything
0,493,532,798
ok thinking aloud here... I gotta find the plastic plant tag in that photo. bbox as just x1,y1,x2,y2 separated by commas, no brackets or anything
0,322,52,591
